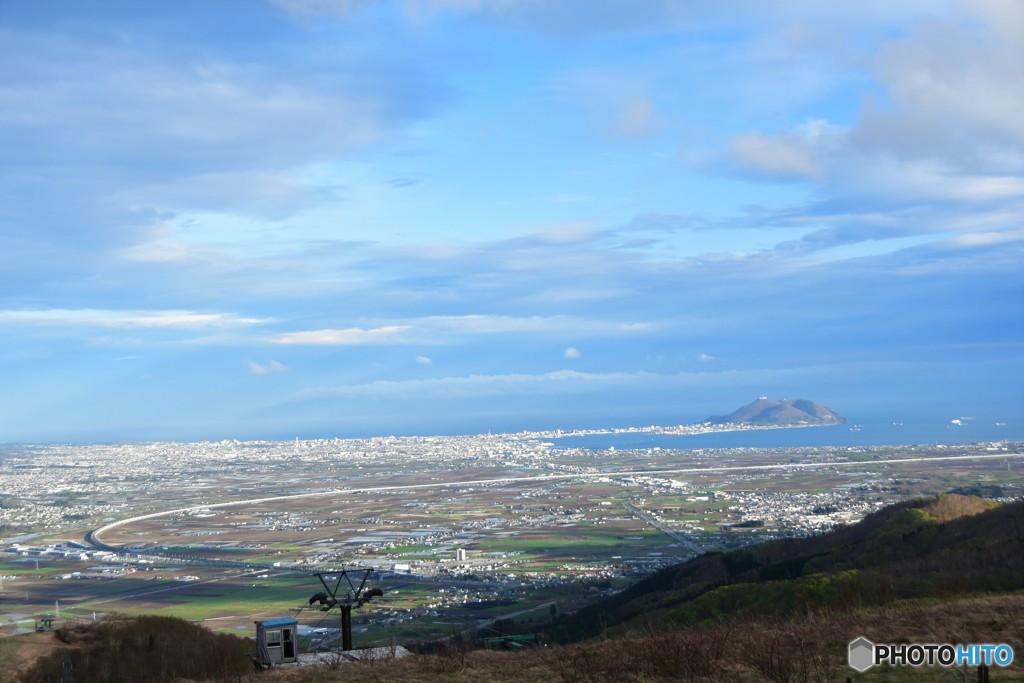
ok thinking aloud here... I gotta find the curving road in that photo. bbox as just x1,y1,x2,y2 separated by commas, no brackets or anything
86,452,1023,561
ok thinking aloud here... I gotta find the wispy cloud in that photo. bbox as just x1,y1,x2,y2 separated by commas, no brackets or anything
266,315,656,347
291,361,925,404
942,229,1024,248
0,309,267,330
271,326,413,345
730,132,825,181
296,369,664,400
418,315,650,336
270,0,377,21
249,359,290,375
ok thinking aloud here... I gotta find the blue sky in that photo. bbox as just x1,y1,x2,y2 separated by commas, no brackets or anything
1,0,1022,442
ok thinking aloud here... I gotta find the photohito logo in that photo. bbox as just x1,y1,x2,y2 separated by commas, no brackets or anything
849,637,1014,672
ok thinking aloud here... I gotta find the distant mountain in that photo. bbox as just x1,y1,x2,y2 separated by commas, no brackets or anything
707,397,845,426
548,494,1020,642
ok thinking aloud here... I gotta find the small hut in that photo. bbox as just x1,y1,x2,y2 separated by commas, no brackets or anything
254,617,298,666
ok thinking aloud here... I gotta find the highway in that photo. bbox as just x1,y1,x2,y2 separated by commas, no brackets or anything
86,451,1024,562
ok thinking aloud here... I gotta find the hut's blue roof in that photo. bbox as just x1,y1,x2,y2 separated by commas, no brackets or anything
257,617,297,628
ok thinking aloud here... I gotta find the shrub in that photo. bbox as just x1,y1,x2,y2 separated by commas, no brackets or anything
19,615,254,683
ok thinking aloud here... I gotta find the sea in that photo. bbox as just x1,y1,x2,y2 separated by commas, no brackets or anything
550,418,1024,451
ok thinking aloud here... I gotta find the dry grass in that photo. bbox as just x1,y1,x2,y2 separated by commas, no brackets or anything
245,647,557,683
4,593,1020,682
247,593,1024,683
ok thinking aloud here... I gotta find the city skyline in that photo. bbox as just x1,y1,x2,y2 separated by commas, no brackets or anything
1,1,1022,442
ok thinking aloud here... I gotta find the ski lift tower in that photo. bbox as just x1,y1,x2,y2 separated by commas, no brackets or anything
308,568,383,652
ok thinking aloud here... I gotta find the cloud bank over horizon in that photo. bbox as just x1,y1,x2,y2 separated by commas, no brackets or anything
0,0,1021,442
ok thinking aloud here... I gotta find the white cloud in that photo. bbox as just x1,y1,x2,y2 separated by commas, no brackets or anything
259,315,657,350
291,361,901,403
271,326,412,345
564,346,581,359
422,315,568,334
416,355,433,364
868,19,1024,149
0,309,267,330
729,123,842,182
266,316,651,347
0,42,393,172
827,157,1024,208
296,369,662,400
616,99,655,137
697,353,715,362
118,239,213,264
616,322,655,332
966,0,1024,45
249,359,290,375
944,229,1024,248
417,314,653,337
551,69,665,141
116,219,226,264
112,169,334,224
718,6,1024,261
817,8,1024,200
731,134,819,180
270,0,377,20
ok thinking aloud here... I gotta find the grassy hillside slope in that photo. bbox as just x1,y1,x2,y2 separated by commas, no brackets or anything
548,494,1020,641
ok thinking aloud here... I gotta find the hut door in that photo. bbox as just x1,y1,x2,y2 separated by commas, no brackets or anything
283,628,295,659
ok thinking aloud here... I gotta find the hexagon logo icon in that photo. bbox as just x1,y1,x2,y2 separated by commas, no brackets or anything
849,637,875,672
